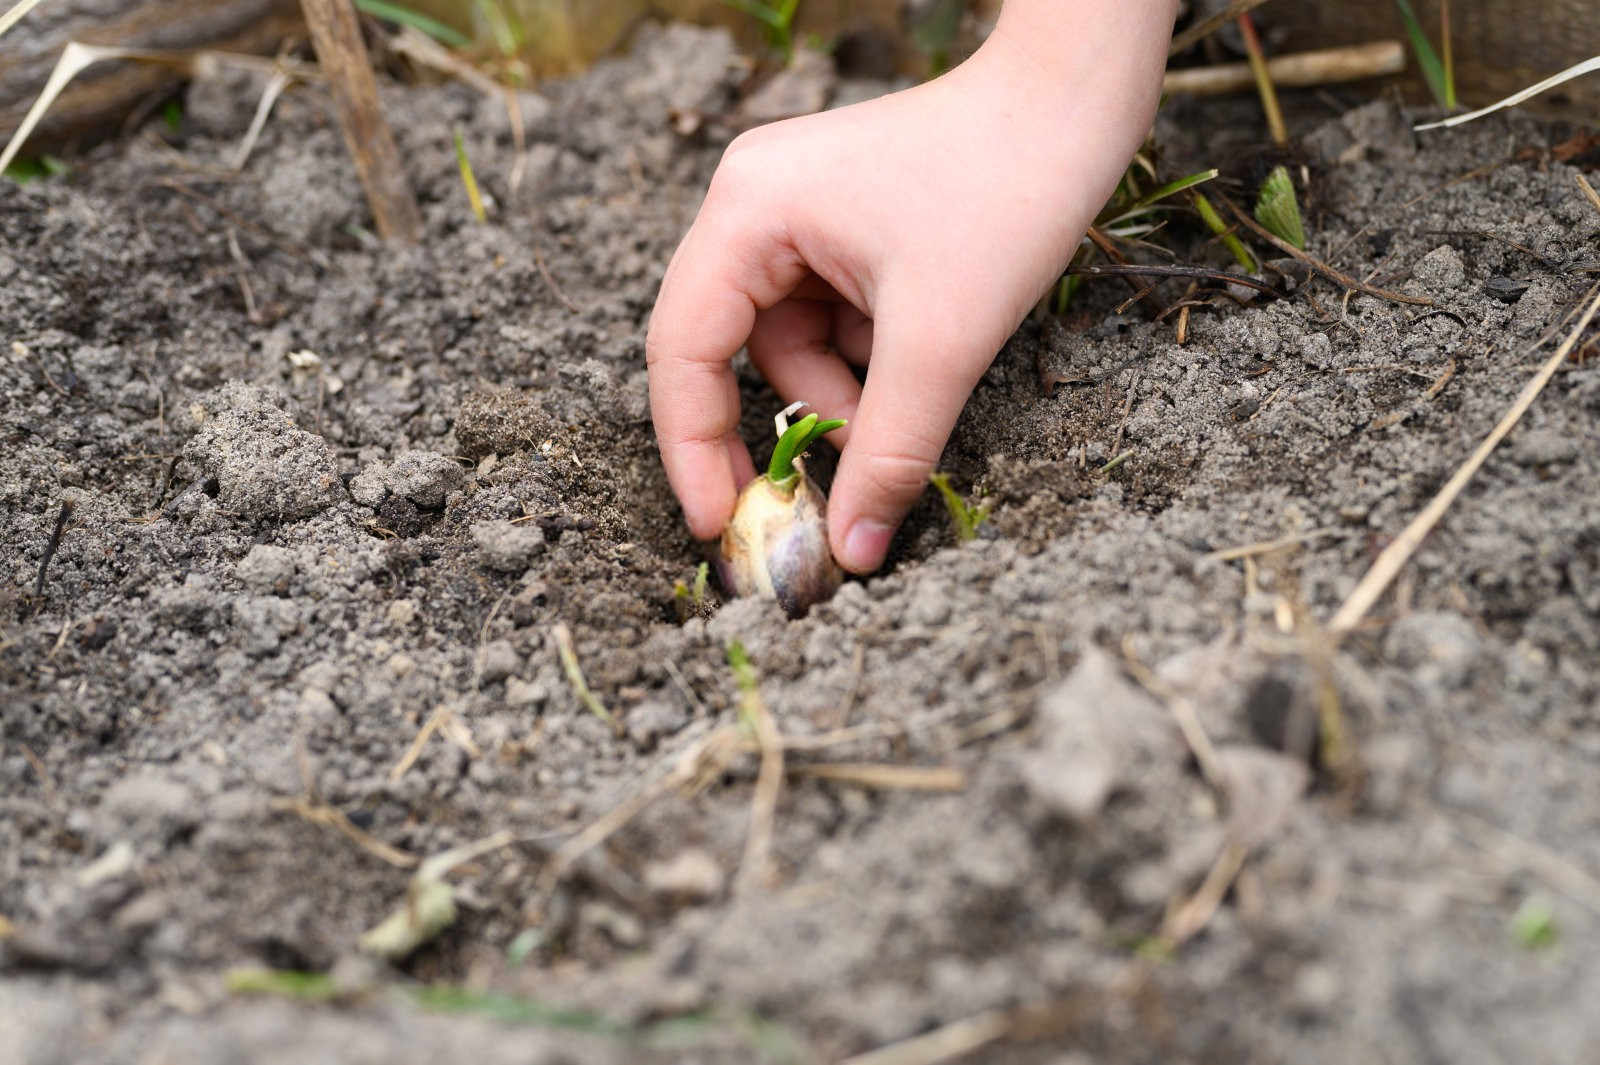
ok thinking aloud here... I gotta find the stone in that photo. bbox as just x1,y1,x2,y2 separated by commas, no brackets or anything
505,677,548,708
1411,244,1466,292
472,519,546,572
644,849,724,902
1018,647,1182,820
181,386,341,521
235,545,297,594
476,639,520,684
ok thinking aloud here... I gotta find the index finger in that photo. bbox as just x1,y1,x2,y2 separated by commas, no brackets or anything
646,173,810,539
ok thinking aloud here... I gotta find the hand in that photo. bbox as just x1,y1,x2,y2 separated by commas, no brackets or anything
646,2,1174,573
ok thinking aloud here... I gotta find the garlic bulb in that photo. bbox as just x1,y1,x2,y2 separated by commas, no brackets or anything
717,404,845,618
719,465,842,617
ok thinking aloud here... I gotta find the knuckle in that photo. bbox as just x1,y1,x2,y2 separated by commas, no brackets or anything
709,131,772,201
857,447,934,502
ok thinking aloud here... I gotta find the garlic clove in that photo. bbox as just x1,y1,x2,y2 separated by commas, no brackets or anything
718,468,842,618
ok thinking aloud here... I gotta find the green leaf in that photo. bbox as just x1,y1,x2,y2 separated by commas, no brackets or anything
1393,0,1454,109
1100,168,1219,227
4,153,66,184
353,0,470,47
718,0,797,56
767,414,845,483
1253,166,1305,250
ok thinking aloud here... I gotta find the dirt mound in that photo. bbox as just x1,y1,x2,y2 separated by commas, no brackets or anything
4,24,1600,1064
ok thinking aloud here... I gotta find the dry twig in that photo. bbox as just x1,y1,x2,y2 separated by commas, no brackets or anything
1222,197,1434,307
1330,284,1600,634
788,763,966,792
730,643,784,894
270,796,419,869
1203,528,1339,562
1160,840,1250,946
1164,41,1405,96
299,0,421,243
552,623,622,736
1576,173,1600,219
1168,0,1273,55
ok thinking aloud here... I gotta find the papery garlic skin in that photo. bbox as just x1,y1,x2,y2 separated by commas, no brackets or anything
718,467,842,618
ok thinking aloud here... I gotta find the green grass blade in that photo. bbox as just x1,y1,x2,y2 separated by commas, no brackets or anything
354,0,470,47
1393,0,1452,109
414,986,629,1034
473,0,523,56
453,127,487,222
1100,168,1218,226
225,968,339,1000
719,0,786,32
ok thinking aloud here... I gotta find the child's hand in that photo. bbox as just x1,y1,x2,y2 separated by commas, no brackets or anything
647,1,1175,573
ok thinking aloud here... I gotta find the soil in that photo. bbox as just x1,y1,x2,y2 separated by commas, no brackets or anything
5,23,1600,1065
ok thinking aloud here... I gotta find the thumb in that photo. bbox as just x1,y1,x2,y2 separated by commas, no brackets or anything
827,307,993,574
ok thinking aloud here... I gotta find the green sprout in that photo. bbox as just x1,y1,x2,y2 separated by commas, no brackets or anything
720,0,802,60
1394,0,1456,110
3,154,67,184
1054,161,1220,314
1254,166,1306,250
353,0,471,47
767,412,845,487
928,472,989,543
673,561,711,621
453,127,487,223
727,639,758,704
1511,897,1558,950
474,0,526,57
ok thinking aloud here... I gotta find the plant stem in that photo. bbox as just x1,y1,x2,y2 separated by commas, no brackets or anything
1191,191,1257,272
1237,13,1287,146
1439,0,1456,109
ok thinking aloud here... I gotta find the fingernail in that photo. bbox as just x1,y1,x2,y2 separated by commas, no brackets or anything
841,519,892,574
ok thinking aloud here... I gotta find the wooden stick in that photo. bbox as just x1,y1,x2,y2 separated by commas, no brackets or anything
299,0,421,244
1168,0,1273,56
1329,284,1600,634
1164,41,1406,96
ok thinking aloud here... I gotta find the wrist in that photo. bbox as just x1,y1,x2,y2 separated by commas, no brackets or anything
981,0,1177,109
